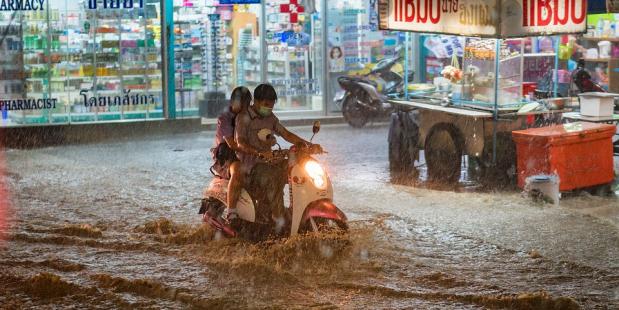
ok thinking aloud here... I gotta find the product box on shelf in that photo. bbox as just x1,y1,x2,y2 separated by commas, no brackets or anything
578,92,618,117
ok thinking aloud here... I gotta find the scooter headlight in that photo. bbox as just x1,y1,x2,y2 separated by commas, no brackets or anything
304,160,327,190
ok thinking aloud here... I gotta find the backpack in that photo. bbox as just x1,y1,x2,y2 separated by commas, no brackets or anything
210,142,238,179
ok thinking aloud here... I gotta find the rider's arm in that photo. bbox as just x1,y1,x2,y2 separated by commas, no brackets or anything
234,112,262,156
223,136,239,152
275,122,309,146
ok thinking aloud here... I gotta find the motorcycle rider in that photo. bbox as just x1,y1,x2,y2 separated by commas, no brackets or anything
223,84,317,223
211,86,252,205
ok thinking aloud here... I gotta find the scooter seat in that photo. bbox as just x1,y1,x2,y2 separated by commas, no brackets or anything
204,178,229,204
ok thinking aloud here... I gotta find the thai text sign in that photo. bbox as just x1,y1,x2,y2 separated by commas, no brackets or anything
378,0,587,38
503,0,587,37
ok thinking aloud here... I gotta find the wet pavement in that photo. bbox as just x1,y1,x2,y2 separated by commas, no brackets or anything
0,124,618,309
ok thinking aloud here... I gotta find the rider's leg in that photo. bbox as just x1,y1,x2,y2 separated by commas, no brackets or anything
227,161,244,213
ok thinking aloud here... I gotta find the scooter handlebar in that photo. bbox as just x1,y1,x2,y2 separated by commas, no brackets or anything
261,144,326,163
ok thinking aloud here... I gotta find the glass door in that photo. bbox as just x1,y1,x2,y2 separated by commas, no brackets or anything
173,0,262,119
264,0,324,113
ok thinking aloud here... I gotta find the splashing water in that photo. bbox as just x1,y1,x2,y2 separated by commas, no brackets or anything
0,126,617,308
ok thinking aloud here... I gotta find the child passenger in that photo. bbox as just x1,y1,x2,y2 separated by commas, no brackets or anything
211,86,252,182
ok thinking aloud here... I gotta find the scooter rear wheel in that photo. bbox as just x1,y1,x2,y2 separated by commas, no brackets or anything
342,95,370,128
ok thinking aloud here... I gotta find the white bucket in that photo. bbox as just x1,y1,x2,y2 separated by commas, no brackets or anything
524,175,561,205
579,92,617,117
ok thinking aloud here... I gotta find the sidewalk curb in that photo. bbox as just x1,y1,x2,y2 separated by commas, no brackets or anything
0,119,202,148
0,116,346,148
200,116,345,130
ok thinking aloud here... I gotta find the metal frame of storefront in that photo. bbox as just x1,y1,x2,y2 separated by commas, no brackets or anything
160,0,331,121
0,1,379,126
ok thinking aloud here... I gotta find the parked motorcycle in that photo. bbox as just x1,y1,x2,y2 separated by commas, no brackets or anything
336,57,414,128
199,122,348,240
572,59,607,95
571,58,619,113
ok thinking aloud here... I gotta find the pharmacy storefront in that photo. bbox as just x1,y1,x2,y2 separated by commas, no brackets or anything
0,0,406,126
0,0,164,125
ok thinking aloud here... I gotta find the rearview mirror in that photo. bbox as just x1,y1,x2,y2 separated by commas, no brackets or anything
312,121,321,134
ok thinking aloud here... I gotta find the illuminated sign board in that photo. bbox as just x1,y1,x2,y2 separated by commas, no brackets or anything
378,0,587,38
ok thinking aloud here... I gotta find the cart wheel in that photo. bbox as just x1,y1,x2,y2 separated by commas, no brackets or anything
388,114,404,173
424,124,463,184
591,183,614,197
480,132,517,188
389,112,419,183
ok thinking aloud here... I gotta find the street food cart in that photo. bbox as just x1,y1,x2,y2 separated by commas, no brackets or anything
378,0,602,186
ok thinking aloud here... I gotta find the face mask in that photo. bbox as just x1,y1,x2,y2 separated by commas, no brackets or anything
258,106,272,117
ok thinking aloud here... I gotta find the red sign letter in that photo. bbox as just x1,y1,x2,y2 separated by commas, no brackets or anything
417,0,428,23
571,0,586,24
523,0,529,26
405,0,415,22
537,0,552,26
430,0,440,23
554,0,569,25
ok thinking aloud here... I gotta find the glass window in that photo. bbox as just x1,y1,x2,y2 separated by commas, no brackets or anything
265,0,323,113
0,0,164,126
173,1,261,119
326,0,406,112
418,35,578,103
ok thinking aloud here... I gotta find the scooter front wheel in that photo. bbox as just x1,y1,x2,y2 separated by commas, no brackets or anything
305,217,348,234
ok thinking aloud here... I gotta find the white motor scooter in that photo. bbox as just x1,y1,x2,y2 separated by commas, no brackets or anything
200,121,347,239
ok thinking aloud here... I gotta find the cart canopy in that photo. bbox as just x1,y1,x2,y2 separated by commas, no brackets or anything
378,0,587,38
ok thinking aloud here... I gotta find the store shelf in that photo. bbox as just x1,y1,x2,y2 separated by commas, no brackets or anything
23,92,54,97
122,74,162,78
500,54,522,63
524,53,556,57
95,76,122,79
583,58,617,62
6,5,164,116
92,89,161,94
581,37,619,42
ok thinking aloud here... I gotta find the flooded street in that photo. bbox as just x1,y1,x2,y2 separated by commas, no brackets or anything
1,124,618,309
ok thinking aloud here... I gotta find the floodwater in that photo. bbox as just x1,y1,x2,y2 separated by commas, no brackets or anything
0,124,617,309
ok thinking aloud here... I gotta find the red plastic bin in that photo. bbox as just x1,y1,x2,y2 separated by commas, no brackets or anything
511,122,616,191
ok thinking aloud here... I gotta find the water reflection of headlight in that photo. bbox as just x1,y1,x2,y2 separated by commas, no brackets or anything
305,160,327,189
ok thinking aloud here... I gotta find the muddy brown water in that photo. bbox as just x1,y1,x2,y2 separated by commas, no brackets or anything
2,216,608,309
0,125,617,309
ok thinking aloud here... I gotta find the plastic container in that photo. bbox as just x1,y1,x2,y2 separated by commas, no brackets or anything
524,175,560,205
578,92,617,117
598,41,611,58
512,122,616,191
522,82,537,97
